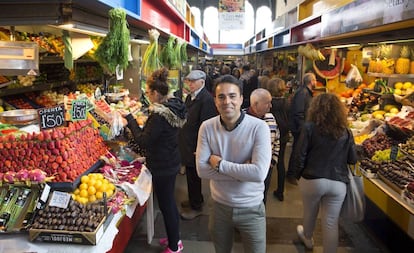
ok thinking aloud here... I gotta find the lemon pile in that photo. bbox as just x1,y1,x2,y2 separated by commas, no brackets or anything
394,81,413,95
72,173,116,204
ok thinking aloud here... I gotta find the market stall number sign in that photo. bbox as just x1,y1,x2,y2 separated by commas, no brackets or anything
71,99,87,121
38,104,65,130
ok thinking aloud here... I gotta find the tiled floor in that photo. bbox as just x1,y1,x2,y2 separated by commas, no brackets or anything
124,145,395,253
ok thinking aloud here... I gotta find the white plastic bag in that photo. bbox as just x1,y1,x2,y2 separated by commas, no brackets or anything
108,110,124,140
340,166,365,222
346,64,363,88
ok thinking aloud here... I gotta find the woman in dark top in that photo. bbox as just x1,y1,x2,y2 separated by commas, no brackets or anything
265,77,290,201
231,67,241,79
292,93,357,253
119,68,186,253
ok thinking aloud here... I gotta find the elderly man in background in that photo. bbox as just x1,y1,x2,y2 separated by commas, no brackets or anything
286,72,316,185
244,88,280,204
179,69,217,220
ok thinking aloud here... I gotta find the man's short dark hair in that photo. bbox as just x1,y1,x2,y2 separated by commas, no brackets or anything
242,64,250,71
213,74,243,96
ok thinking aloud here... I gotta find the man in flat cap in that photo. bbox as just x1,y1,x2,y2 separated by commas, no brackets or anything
179,69,217,220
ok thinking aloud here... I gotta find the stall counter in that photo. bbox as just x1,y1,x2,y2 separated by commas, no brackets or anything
0,196,152,253
363,175,414,240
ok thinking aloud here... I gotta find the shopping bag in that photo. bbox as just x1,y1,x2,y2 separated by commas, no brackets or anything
345,64,363,88
340,165,365,222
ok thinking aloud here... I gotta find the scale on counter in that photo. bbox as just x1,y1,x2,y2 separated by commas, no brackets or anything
0,41,39,76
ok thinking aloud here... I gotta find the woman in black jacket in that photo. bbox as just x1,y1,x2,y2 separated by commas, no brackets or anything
120,68,186,253
265,77,290,201
292,93,357,253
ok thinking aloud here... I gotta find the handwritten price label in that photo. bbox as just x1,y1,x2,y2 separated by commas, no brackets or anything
38,104,65,130
71,99,87,121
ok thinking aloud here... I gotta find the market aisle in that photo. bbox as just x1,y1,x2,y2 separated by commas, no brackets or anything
124,144,389,253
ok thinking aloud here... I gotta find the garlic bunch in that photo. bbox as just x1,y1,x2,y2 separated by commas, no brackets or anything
17,75,36,86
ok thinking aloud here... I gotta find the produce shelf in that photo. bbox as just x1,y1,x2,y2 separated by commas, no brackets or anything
367,72,414,79
0,82,72,98
363,175,414,239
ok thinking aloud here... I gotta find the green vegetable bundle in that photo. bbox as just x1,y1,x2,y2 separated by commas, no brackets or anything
160,36,177,69
94,8,130,75
141,29,162,76
173,39,184,69
181,42,188,64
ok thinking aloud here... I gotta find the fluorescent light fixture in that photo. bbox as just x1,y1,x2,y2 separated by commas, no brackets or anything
368,38,414,45
130,38,150,45
329,43,361,49
52,23,107,37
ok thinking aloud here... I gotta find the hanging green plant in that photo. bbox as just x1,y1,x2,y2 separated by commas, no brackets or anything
141,29,162,76
173,39,184,69
181,41,188,64
94,7,130,75
160,36,177,69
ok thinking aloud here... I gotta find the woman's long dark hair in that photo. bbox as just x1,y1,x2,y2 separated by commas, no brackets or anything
307,93,348,139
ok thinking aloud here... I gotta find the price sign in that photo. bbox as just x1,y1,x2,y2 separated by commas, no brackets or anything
390,145,399,161
71,99,87,121
38,104,65,130
49,191,71,209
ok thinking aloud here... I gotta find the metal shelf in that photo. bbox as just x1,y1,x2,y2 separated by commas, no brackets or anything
0,81,73,97
367,72,414,79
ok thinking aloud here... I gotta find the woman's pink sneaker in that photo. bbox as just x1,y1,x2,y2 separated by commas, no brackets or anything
159,237,183,252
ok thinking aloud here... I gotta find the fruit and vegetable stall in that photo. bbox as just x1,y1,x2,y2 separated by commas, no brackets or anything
0,80,154,251
344,73,414,239
293,36,414,239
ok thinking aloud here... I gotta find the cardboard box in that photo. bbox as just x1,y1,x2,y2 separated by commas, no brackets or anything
29,211,113,245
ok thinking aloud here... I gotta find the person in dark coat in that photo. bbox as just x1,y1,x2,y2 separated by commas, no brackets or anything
119,68,186,253
265,77,290,201
286,72,316,185
241,67,259,109
292,93,357,252
178,70,218,220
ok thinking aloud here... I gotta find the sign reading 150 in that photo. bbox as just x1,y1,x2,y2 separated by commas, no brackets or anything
38,104,65,130
71,99,87,121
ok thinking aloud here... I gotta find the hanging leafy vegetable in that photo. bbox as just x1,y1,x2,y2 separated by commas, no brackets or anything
181,41,188,65
173,39,184,69
94,8,130,75
141,29,162,76
160,36,177,69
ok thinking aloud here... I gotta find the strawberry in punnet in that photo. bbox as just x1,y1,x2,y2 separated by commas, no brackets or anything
36,131,45,142
0,172,4,182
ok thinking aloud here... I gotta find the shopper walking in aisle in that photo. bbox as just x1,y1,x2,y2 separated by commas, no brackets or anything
179,70,217,220
244,88,280,204
258,68,271,88
286,72,316,185
118,68,186,253
291,93,358,253
196,74,272,253
265,78,290,201
239,64,253,109
231,67,241,79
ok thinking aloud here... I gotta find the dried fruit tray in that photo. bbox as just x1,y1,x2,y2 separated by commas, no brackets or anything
29,210,114,245
359,166,377,179
378,174,404,195
401,189,414,208
47,160,105,192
